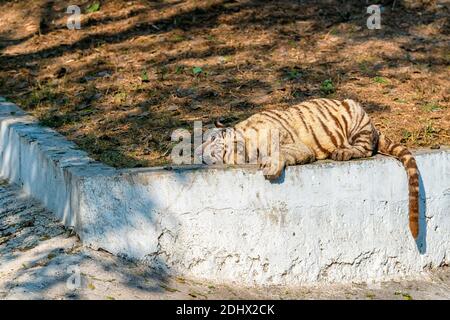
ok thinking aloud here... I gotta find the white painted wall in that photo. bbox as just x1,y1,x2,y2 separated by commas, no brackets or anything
1,100,449,285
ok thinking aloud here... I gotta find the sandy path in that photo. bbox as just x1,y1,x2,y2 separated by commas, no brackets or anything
1,179,449,300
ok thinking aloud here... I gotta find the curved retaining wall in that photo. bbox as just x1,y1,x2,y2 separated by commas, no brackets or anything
1,99,449,285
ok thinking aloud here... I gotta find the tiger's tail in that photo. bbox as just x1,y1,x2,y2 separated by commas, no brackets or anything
377,132,420,239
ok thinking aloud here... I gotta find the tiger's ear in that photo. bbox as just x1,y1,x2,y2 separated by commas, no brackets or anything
214,119,226,128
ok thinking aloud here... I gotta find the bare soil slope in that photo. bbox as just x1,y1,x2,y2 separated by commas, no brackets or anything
0,0,448,167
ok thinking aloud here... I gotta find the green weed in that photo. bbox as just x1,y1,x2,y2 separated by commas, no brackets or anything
86,2,101,13
320,79,335,95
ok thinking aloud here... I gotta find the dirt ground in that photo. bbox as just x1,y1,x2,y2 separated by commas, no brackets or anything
0,0,449,168
1,179,449,300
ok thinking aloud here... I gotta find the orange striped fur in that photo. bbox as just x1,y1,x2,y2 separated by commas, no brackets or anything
198,98,420,239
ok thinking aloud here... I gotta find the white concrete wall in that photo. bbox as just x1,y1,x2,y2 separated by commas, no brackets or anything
0,102,93,226
1,99,449,285
77,152,450,285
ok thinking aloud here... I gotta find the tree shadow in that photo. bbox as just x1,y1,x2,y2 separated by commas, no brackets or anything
0,33,35,51
37,0,56,35
0,178,171,299
0,0,447,167
416,172,427,254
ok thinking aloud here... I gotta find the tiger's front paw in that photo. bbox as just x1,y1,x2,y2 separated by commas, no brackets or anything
331,148,353,161
260,156,284,180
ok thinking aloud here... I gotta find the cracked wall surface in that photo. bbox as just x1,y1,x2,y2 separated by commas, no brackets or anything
1,99,449,286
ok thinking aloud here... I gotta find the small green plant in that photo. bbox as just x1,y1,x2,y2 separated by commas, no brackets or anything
402,129,413,142
286,69,301,81
366,293,376,300
141,70,149,82
219,56,232,63
192,66,203,76
170,34,185,43
403,294,413,300
24,84,58,108
38,113,75,128
373,76,389,84
359,62,369,74
358,56,378,75
394,291,413,300
114,91,127,105
394,98,408,104
424,121,436,139
320,79,335,95
86,2,101,13
444,51,450,63
422,102,442,112
288,40,297,47
329,28,339,35
175,65,185,74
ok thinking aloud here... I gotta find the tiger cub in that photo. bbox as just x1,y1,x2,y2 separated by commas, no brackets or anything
196,98,420,239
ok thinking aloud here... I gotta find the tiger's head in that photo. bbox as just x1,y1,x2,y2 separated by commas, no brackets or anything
195,120,240,165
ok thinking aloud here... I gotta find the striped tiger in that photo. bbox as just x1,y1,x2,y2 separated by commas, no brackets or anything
196,98,420,239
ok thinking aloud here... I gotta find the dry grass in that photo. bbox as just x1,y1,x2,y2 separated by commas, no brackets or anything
0,0,449,167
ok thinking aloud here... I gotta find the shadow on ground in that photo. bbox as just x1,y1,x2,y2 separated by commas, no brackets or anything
0,179,169,300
